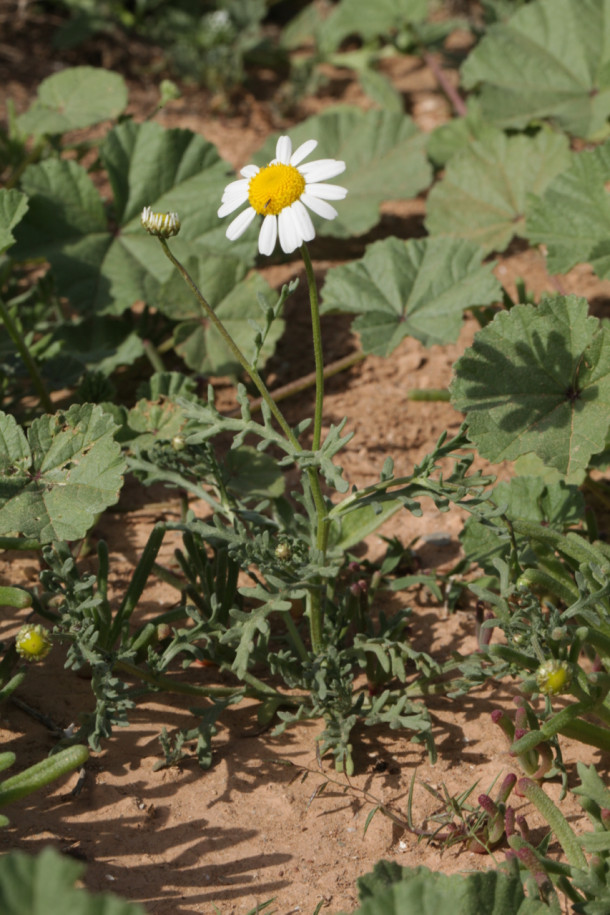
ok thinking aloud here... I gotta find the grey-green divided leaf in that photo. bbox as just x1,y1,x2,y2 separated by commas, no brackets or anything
163,259,284,376
450,296,610,481
425,127,571,253
13,121,256,315
0,846,146,915
255,108,432,239
343,860,548,915
526,141,610,277
461,0,610,139
0,405,126,542
321,236,501,356
17,67,128,136
0,189,29,255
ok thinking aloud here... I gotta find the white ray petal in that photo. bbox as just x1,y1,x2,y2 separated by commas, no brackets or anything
300,159,346,182
305,182,348,201
240,164,259,178
226,206,257,241
218,186,250,217
301,193,338,221
220,177,249,200
291,200,315,243
275,136,292,164
258,214,278,256
291,139,317,167
278,208,299,254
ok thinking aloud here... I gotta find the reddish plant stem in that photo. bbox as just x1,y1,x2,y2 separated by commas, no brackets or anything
423,52,468,116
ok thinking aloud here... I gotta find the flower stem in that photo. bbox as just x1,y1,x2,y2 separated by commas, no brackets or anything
300,243,324,451
0,295,53,413
157,236,300,450
301,243,330,654
158,237,329,654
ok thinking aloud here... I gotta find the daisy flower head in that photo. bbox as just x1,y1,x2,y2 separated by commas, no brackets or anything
218,136,347,256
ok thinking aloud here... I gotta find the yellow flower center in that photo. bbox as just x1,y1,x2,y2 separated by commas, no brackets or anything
248,164,306,216
16,624,51,661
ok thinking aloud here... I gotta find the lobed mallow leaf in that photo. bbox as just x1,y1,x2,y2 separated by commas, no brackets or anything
318,0,428,52
451,296,610,482
321,236,501,355
0,846,146,915
256,108,432,239
0,189,29,255
526,140,610,277
156,254,284,376
461,0,610,139
17,67,128,136
0,404,126,542
425,127,571,254
344,860,549,914
13,121,256,315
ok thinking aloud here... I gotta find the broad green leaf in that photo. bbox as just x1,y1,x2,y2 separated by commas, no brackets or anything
461,476,584,573
461,0,610,139
0,847,146,915
126,375,199,449
126,398,191,451
344,861,548,915
319,0,428,52
357,68,404,113
526,141,610,277
221,446,285,499
51,315,145,375
14,121,256,315
17,67,128,136
426,100,489,167
450,296,610,481
321,236,501,355
425,127,571,253
0,404,126,542
0,189,29,255
255,108,432,239
168,262,284,376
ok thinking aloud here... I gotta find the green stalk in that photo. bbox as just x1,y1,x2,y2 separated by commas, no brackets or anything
300,243,331,655
158,237,300,450
517,778,588,870
300,243,324,452
0,296,53,413
158,236,330,655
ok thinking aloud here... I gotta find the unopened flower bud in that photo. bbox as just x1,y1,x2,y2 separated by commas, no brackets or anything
141,206,181,238
275,542,292,561
15,624,52,662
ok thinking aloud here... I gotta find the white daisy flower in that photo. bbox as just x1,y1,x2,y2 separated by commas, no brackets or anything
218,136,347,256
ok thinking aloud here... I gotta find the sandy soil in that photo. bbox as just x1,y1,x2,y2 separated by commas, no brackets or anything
0,9,608,915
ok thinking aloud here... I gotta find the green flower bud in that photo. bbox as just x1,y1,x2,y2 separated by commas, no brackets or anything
141,206,181,238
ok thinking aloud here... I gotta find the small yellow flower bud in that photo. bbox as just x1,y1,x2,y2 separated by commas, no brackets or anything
141,206,181,238
15,624,52,662
275,541,292,561
536,659,571,696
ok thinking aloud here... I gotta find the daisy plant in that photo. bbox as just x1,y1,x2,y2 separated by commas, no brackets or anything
143,135,348,656
139,134,487,772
